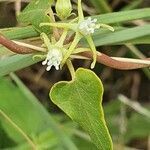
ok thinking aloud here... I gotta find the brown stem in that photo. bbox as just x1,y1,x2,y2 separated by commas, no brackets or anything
0,34,34,54
80,51,150,70
0,34,149,70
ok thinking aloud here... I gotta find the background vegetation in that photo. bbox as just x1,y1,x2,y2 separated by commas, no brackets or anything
0,0,150,149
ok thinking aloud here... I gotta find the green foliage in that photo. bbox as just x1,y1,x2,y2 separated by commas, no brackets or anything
1,8,150,76
89,0,112,13
18,0,54,33
94,8,150,23
89,24,150,47
0,76,77,149
0,54,39,77
104,100,150,144
50,68,113,150
0,0,150,149
2,26,39,40
122,0,143,11
125,112,150,142
56,0,72,20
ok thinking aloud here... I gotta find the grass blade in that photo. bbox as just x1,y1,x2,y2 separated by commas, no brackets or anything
89,0,112,13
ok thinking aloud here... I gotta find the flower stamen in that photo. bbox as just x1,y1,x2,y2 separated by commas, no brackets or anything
79,17,100,35
42,48,63,71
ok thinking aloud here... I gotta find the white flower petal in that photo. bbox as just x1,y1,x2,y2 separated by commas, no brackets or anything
55,65,59,70
93,19,97,22
46,65,52,71
88,17,92,21
79,17,99,35
47,60,53,66
42,60,47,65
42,48,63,71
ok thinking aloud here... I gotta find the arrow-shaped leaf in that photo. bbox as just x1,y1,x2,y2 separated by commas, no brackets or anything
50,68,113,150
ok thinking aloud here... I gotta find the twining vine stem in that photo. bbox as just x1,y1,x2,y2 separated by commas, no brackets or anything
79,51,150,70
0,34,150,70
0,34,34,54
66,59,76,80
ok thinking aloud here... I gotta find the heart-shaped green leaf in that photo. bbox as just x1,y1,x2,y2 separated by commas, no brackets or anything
50,68,113,150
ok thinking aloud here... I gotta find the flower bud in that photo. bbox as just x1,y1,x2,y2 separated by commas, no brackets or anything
56,0,72,20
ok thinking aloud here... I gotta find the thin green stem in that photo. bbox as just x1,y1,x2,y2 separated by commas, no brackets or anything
67,60,75,80
47,7,61,42
48,7,56,22
32,54,46,60
100,24,114,32
40,33,52,50
56,30,68,47
126,43,145,58
0,109,36,149
78,0,84,21
62,33,81,65
70,17,79,23
126,43,150,79
85,36,97,69
40,23,76,31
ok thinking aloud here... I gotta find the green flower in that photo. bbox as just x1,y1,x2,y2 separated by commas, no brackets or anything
33,31,68,71
40,0,114,69
42,48,63,71
56,0,72,20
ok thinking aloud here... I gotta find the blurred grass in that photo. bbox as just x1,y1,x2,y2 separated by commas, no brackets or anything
1,8,150,76
88,0,150,79
89,0,112,13
0,74,78,149
0,0,150,149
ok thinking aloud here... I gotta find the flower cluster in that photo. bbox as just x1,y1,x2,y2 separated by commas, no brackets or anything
79,17,100,35
39,0,114,71
42,48,63,71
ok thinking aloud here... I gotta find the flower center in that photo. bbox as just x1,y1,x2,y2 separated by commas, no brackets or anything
78,17,100,35
42,48,63,71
